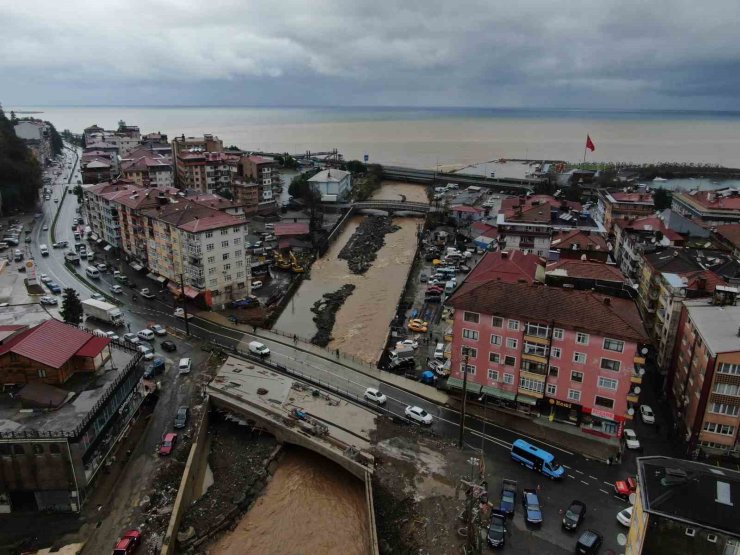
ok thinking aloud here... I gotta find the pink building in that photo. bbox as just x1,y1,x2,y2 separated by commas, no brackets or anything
447,281,648,439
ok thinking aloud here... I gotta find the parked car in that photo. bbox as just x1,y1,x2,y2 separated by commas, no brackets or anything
407,319,429,333
96,263,107,272
419,272,428,283
143,358,165,379
174,406,189,429
499,479,517,516
150,324,167,336
159,433,177,456
364,387,387,405
614,476,637,499
178,357,192,374
251,280,263,289
404,405,433,425
39,295,58,305
616,506,633,527
623,429,641,450
112,529,141,555
123,333,140,345
91,293,104,301
174,307,193,319
137,329,155,342
140,288,156,300
47,281,61,294
639,405,655,424
161,340,177,352
39,273,51,283
386,357,415,372
575,529,603,555
232,296,259,308
42,224,48,231
395,339,418,350
53,240,68,249
487,510,507,548
522,489,543,525
110,284,123,294
562,500,587,531
137,344,155,360
105,331,120,341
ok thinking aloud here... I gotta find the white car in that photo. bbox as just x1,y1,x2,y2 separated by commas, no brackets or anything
364,387,387,405
96,263,107,272
92,329,107,337
617,506,633,527
137,329,155,342
39,295,58,305
90,293,104,301
623,429,641,450
110,284,123,294
42,224,48,231
123,333,140,345
405,405,433,425
150,324,167,336
178,358,192,375
639,405,655,424
40,274,52,284
251,280,263,290
105,331,120,341
137,344,155,360
396,339,418,350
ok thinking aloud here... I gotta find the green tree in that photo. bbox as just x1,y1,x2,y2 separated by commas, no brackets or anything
0,106,42,213
60,288,83,325
73,184,84,203
653,188,672,210
46,121,63,156
288,168,320,200
216,187,233,200
342,160,366,174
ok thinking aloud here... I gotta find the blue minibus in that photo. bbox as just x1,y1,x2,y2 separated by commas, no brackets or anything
510,439,566,479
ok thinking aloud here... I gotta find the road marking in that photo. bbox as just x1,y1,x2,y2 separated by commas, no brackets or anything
580,480,589,486
575,469,584,475
599,489,610,495
568,475,575,480
603,481,614,487
589,475,598,481
562,464,571,469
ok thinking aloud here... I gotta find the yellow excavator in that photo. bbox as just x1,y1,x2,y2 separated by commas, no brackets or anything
274,251,292,271
290,251,304,274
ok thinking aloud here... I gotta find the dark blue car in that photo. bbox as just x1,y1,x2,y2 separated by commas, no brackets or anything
47,281,61,294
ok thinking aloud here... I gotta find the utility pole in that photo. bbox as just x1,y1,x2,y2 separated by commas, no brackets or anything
180,272,190,336
458,352,470,449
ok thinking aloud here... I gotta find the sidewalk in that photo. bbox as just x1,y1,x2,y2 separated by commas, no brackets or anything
196,311,451,405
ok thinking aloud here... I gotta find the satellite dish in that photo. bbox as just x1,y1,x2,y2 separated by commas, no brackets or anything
634,386,641,395
628,408,635,416
618,533,628,546
628,493,636,505
639,368,646,376
641,347,648,355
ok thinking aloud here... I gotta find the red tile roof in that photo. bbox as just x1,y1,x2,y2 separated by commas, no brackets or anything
471,222,499,239
274,222,310,236
609,192,654,204
448,281,647,343
716,224,740,249
144,200,244,233
501,195,581,217
75,336,111,358
613,215,684,242
451,205,483,213
465,251,544,285
9,320,108,369
551,229,608,251
547,259,626,282
676,189,740,211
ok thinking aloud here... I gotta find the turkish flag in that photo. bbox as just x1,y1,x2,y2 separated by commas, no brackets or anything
586,135,596,152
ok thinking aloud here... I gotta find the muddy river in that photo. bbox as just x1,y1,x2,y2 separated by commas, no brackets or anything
209,447,370,555
274,182,427,364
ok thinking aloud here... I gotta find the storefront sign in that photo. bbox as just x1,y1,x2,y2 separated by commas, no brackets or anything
589,408,615,421
549,398,574,410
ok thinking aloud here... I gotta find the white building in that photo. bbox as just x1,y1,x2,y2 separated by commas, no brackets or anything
309,169,352,202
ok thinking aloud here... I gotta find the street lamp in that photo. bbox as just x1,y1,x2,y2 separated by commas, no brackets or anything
458,352,470,449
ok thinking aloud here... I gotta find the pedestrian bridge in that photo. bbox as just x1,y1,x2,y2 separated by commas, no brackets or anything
351,200,433,213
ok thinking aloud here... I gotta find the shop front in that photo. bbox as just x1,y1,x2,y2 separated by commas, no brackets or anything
544,397,581,426
581,407,623,438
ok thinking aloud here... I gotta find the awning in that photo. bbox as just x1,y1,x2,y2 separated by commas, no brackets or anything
90,233,98,241
147,273,167,284
96,238,104,245
130,262,144,271
481,386,517,401
167,282,200,298
446,377,482,394
104,245,112,252
517,394,539,406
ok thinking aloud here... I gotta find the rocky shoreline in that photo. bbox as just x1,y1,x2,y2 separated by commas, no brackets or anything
338,215,401,274
310,284,356,346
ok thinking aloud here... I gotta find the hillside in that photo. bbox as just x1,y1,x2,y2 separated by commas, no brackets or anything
0,106,42,212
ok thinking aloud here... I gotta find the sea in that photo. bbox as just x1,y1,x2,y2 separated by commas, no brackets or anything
11,105,740,169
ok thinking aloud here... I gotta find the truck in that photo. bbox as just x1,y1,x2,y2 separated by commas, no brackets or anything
389,345,414,362
521,488,543,525
65,251,80,265
82,299,124,326
499,479,517,516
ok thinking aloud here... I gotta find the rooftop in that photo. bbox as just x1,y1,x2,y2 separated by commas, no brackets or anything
546,259,626,282
244,155,275,165
274,222,310,236
451,204,484,214
716,224,740,249
613,215,685,242
448,280,647,343
605,191,655,205
675,188,740,213
466,251,544,285
637,456,740,537
683,299,740,354
143,200,245,233
643,247,730,275
551,229,608,251
309,169,350,183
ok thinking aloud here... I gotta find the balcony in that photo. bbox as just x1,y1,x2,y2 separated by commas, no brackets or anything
522,352,548,365
520,362,547,376
524,334,550,345
626,384,641,403
631,365,645,384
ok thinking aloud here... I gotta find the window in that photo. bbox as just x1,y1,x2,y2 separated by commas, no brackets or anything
490,334,502,346
32,444,43,455
685,528,695,538
209,279,217,287
551,347,561,359
553,328,564,340
600,358,621,372
506,338,518,349
521,360,546,374
488,369,499,381
222,253,229,261
205,231,213,238
548,365,559,377
221,229,229,236
234,237,241,245
598,377,619,390
524,342,547,357
489,352,501,364
232,226,240,233
594,396,615,409
576,332,590,345
520,376,544,393
0,444,10,456
503,373,514,385
206,243,214,251
507,319,520,331
462,346,478,358
208,267,216,275
571,370,584,383
603,338,625,353
491,316,503,328
718,363,740,375
236,260,243,267
237,271,244,279
710,403,740,417
714,383,740,396
221,240,229,248
462,329,479,340
235,250,242,258
568,389,581,402
525,323,549,338
207,256,215,264
707,534,717,544
504,356,516,367
37,369,47,378
463,311,480,323
703,422,735,436
224,263,231,271
546,383,557,396
460,363,476,376
573,352,586,364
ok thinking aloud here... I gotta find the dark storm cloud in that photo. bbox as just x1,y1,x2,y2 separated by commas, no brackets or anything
1,0,739,108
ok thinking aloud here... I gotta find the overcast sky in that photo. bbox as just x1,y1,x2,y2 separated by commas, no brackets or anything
2,0,739,110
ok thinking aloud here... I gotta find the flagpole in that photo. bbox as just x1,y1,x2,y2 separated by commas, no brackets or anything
583,143,587,165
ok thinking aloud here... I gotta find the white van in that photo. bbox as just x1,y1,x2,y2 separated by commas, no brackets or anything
248,341,270,358
434,342,446,360
85,266,100,279
87,251,94,261
40,244,49,257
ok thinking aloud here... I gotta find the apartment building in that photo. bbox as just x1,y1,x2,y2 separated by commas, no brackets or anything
120,147,173,188
715,224,740,259
174,150,239,193
627,456,739,555
550,229,610,262
447,280,647,438
116,186,179,266
672,188,740,225
594,190,655,234
240,155,281,202
668,290,740,456
171,134,224,187
231,178,261,214
83,122,141,157
80,151,115,184
142,201,251,307
83,180,140,249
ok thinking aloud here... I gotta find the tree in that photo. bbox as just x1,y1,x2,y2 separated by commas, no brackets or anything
60,288,83,325
342,160,366,174
0,107,42,213
215,187,233,200
288,168,320,200
654,188,672,210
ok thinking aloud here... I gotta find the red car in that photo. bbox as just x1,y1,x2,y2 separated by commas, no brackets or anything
614,476,637,499
113,530,141,555
159,432,177,456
